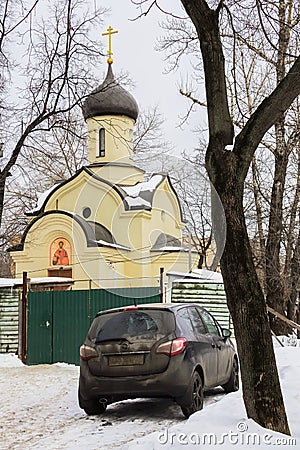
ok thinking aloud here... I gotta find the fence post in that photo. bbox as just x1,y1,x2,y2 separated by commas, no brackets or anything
160,267,164,303
20,271,28,364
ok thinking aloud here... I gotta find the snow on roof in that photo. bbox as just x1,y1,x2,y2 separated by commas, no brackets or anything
124,196,151,209
27,182,62,214
121,174,163,197
167,269,223,283
191,268,223,282
96,240,130,251
0,278,17,288
121,174,164,210
0,277,74,288
151,246,189,252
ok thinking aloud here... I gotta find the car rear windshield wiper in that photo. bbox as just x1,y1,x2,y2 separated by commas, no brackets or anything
95,337,133,344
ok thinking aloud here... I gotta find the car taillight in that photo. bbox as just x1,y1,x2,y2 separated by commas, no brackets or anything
156,338,187,357
123,306,138,311
80,344,98,361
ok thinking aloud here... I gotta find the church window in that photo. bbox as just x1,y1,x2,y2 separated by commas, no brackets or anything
82,207,91,219
99,128,105,157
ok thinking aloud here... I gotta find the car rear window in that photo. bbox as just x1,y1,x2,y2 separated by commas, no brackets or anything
88,309,175,342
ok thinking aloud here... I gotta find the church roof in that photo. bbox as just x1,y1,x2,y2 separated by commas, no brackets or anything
122,174,164,210
26,169,166,216
82,64,139,121
24,167,185,225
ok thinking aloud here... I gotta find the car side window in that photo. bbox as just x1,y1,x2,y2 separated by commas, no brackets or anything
176,307,197,340
199,309,220,337
187,307,207,337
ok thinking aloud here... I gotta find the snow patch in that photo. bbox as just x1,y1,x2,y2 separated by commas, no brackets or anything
0,277,74,288
151,246,188,251
124,196,152,208
0,347,299,449
122,174,163,197
0,354,24,368
27,182,62,214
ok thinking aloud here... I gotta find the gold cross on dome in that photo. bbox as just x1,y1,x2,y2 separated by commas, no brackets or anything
102,26,118,64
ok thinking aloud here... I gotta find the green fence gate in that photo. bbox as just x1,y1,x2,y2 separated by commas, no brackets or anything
26,287,160,365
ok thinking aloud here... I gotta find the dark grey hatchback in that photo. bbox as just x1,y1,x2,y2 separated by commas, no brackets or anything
78,303,239,418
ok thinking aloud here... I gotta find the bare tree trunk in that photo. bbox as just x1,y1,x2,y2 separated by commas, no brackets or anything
288,221,300,323
284,146,300,320
0,178,5,232
252,157,266,262
251,156,266,287
213,155,289,433
180,0,300,435
265,0,294,335
266,137,289,335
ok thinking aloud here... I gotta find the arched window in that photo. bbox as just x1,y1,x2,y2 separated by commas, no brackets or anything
99,128,105,157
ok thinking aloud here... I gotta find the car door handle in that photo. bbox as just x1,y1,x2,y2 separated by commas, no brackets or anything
211,343,216,348
217,345,222,350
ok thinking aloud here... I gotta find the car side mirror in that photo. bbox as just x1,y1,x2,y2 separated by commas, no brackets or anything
222,328,231,339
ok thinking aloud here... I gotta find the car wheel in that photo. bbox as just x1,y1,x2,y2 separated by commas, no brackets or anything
222,359,239,393
78,389,107,415
180,371,204,419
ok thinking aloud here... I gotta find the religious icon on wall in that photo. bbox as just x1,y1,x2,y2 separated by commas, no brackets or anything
50,238,71,266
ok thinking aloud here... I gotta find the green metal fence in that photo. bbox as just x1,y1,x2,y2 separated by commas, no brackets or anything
171,281,233,334
27,287,160,365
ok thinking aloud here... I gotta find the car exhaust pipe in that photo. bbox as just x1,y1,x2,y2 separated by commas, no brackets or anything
99,398,108,407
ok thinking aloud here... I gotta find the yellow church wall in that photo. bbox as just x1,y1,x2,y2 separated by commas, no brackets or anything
152,179,185,231
111,248,197,287
45,171,111,215
123,210,151,250
87,115,135,165
10,212,124,288
42,172,124,241
117,178,185,253
91,193,130,245
89,163,145,186
11,166,194,289
11,213,75,279
11,208,196,290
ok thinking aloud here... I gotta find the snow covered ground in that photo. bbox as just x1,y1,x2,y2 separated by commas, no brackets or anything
0,341,299,449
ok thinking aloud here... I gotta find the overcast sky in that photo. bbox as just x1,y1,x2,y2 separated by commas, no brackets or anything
100,0,204,155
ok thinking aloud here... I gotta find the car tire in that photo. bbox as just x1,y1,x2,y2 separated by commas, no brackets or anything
222,359,239,393
78,389,107,415
180,371,204,419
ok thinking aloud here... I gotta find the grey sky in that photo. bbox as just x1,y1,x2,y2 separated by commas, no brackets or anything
100,1,203,155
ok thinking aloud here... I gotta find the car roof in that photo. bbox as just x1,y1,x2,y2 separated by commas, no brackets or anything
95,302,204,317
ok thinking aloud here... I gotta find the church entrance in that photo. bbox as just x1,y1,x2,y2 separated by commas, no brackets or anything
48,268,72,279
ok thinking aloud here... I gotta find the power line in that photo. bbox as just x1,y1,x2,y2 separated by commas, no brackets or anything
13,247,184,278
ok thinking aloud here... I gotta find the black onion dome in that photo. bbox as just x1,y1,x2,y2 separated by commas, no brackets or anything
82,64,139,121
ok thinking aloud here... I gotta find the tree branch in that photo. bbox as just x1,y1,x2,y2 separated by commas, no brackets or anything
181,0,233,146
235,56,300,173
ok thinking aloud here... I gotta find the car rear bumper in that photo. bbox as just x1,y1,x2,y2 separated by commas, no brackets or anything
79,356,193,403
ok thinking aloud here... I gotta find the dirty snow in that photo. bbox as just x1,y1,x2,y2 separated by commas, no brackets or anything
0,342,299,449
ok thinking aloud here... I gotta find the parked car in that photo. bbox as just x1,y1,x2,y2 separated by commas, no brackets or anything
78,302,239,418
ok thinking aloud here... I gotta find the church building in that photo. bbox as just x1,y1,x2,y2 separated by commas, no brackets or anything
10,28,196,290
